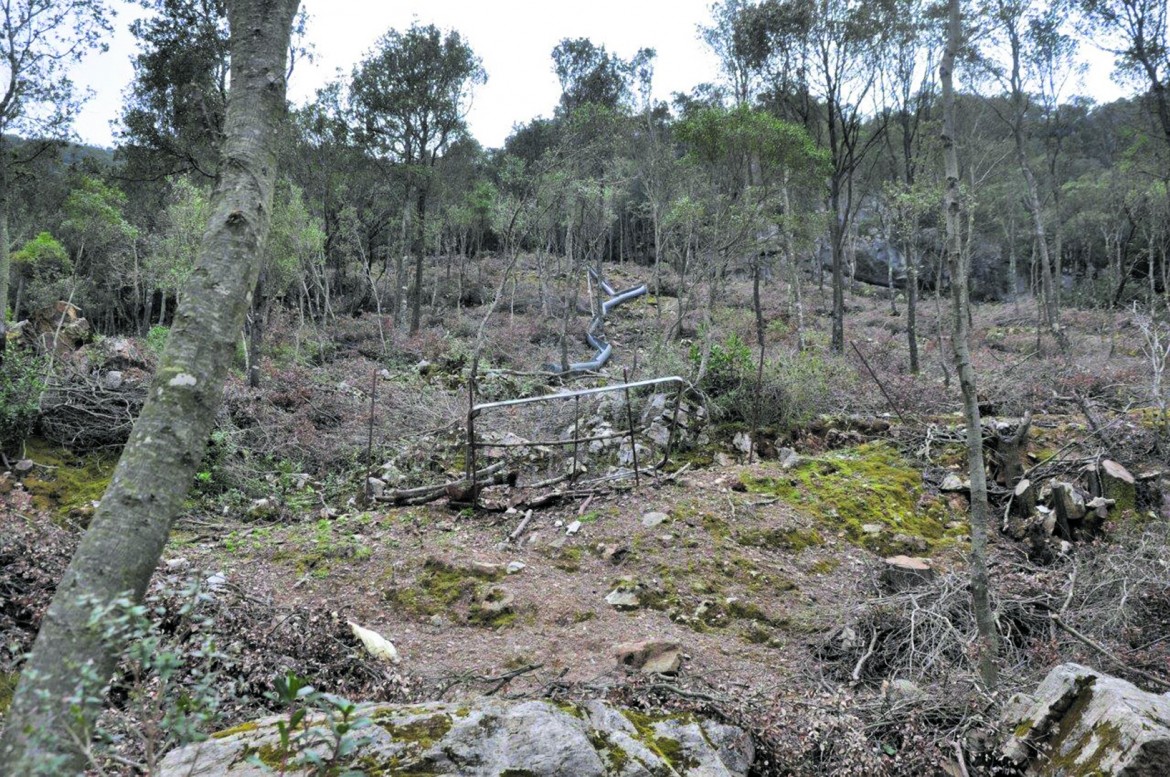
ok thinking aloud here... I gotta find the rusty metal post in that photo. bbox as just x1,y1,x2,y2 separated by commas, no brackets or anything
467,369,478,505
572,394,580,481
364,367,378,505
622,368,640,487
661,382,684,472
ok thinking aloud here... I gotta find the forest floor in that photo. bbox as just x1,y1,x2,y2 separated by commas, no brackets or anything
3,259,1170,774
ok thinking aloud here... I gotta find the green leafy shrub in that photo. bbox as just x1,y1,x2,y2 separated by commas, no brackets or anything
11,232,74,314
690,332,848,432
145,324,170,358
691,332,753,400
0,348,45,454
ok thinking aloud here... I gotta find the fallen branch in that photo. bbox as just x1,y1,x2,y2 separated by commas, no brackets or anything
648,682,728,704
851,628,878,684
507,509,534,543
376,461,507,505
484,663,543,696
1050,614,1170,691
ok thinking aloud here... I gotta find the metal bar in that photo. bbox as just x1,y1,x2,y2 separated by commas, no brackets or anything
471,375,686,416
471,427,651,449
622,367,640,488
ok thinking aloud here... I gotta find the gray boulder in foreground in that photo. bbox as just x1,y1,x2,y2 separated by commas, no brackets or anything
159,697,753,776
1001,662,1170,775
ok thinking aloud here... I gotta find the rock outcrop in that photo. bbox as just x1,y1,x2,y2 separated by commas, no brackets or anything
159,698,753,776
1001,662,1170,775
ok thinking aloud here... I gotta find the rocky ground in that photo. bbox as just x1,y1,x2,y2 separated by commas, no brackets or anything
2,263,1169,774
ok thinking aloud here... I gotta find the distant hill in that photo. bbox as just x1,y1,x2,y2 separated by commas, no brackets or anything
3,134,115,168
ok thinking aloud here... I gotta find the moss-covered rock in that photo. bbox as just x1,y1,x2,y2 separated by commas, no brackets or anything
159,698,754,776
1001,663,1170,775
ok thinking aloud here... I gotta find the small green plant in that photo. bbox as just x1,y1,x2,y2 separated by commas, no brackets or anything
0,347,45,455
259,672,373,775
145,324,170,358
5,581,234,775
691,331,753,399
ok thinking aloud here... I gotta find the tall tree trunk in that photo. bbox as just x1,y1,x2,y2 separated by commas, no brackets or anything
907,243,919,373
781,180,805,352
941,0,998,690
753,255,765,349
830,186,846,352
1006,24,1063,346
0,1,300,770
0,138,10,331
410,185,428,334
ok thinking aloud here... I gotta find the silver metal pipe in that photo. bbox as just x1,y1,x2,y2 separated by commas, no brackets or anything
472,375,686,415
601,284,648,316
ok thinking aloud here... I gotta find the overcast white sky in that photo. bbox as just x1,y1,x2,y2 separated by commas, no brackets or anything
72,0,724,150
72,0,1131,151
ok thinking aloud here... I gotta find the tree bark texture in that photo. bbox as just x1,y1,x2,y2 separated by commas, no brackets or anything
0,0,300,770
941,0,999,690
0,137,10,323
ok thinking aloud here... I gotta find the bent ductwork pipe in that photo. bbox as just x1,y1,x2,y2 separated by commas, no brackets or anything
601,285,648,316
550,273,648,376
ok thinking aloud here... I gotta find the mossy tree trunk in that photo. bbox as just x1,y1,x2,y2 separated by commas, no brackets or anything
0,0,301,770
941,0,999,691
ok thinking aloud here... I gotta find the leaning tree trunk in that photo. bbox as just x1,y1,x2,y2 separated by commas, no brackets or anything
0,0,300,770
941,0,999,691
0,138,10,336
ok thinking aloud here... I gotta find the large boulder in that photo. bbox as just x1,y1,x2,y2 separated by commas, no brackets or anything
159,698,754,776
1001,662,1170,775
18,301,92,354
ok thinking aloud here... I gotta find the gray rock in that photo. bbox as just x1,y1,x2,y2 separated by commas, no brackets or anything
647,421,672,448
1001,662,1170,775
506,561,526,574
940,473,968,492
248,497,276,518
159,698,753,777
605,589,640,610
732,431,752,454
103,370,123,390
614,639,682,674
566,520,582,535
618,441,652,467
778,448,801,470
366,477,386,498
641,511,669,528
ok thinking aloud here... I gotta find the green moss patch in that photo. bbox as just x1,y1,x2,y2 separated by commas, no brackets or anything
211,720,260,739
735,526,823,552
19,438,116,524
388,558,518,628
0,671,17,714
741,442,960,554
376,712,453,750
620,710,700,772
